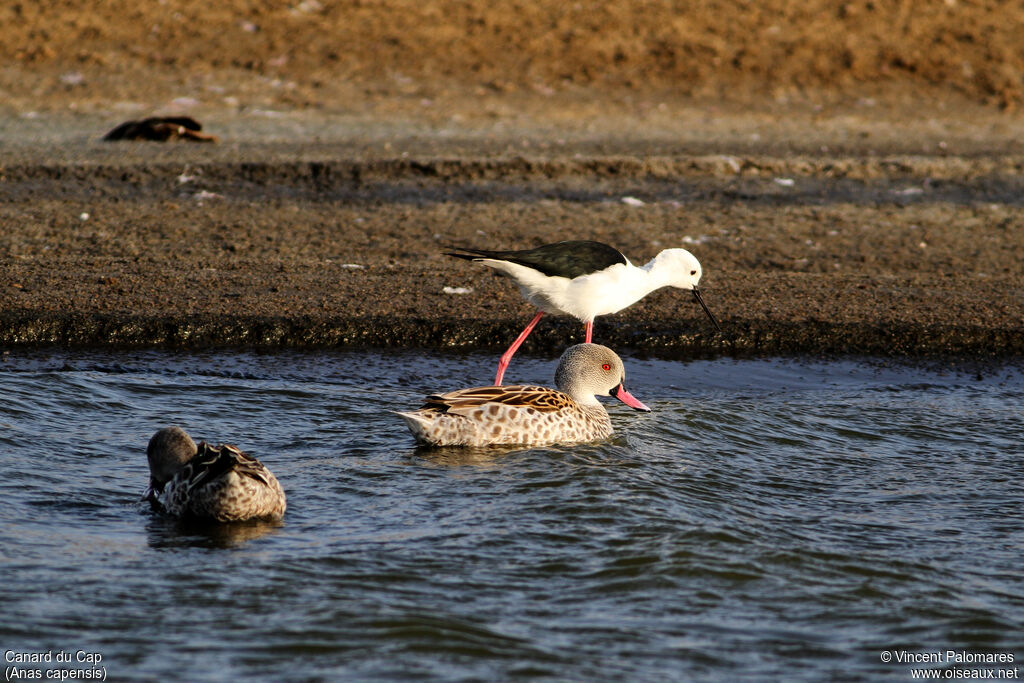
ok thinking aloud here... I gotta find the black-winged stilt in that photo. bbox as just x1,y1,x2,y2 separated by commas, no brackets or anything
447,240,721,385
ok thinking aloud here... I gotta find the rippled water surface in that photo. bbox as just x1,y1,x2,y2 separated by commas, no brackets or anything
1,349,1022,681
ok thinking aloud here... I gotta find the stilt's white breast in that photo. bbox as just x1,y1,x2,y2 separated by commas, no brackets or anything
480,258,658,321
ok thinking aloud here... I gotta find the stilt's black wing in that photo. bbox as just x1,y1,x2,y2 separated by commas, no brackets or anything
446,240,627,279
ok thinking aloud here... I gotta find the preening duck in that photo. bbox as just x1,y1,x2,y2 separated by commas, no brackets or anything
143,426,286,523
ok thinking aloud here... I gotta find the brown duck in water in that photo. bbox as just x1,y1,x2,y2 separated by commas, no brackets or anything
398,343,650,448
143,427,285,522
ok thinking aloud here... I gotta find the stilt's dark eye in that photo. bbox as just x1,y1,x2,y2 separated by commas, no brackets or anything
690,270,697,276
602,363,611,371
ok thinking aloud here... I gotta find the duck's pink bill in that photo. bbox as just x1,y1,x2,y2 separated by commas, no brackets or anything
613,384,651,412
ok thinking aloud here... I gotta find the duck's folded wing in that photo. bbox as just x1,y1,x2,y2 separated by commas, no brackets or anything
181,443,273,491
423,385,574,415
224,445,276,486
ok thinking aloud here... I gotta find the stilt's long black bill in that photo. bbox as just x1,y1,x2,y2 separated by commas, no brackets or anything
692,288,721,332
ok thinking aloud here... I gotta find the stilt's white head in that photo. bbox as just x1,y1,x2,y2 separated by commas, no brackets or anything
649,248,704,290
648,248,721,332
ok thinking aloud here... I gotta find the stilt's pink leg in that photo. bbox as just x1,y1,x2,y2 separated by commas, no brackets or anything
584,321,593,343
495,311,544,385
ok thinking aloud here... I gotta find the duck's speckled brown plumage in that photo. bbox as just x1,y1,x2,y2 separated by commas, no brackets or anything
398,343,649,448
403,384,614,447
144,427,286,522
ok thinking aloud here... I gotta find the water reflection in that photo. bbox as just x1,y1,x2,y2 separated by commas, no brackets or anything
411,444,528,467
144,515,283,550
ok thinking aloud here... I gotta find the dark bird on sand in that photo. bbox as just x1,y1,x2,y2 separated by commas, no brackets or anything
103,116,218,142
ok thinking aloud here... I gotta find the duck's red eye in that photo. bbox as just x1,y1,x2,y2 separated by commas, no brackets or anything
602,363,611,371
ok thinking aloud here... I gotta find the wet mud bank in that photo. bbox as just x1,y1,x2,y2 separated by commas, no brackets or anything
1,311,1022,360
5,154,1024,205
2,148,1023,359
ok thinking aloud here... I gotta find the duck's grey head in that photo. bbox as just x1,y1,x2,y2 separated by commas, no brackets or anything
554,343,650,411
146,426,198,487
